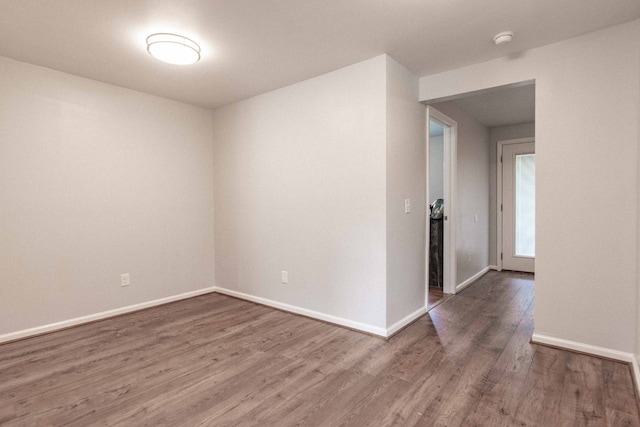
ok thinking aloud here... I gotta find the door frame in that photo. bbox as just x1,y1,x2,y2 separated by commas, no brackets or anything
426,106,458,301
497,137,535,271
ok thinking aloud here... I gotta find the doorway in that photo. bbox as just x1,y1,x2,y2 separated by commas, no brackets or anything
426,106,457,308
498,138,535,272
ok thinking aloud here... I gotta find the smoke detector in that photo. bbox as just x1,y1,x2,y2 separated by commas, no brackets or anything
493,31,514,46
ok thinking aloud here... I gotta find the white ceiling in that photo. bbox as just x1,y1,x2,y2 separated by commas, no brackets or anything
1,1,638,110
448,83,536,128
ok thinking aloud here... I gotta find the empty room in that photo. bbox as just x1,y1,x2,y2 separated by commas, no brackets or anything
2,1,640,425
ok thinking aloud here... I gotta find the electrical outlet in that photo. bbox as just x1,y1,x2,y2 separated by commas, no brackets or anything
281,271,288,284
121,273,130,287
404,199,411,214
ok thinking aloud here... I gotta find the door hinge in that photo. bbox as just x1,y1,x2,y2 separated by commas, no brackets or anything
500,155,503,163
501,253,503,260
500,204,503,212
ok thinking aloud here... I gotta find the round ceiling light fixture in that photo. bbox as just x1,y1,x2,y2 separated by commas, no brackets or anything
146,33,201,65
493,31,514,46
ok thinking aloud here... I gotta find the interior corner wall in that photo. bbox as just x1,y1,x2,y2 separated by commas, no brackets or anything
488,122,535,266
212,55,388,331
420,19,640,353
636,47,640,365
430,101,490,287
385,56,426,326
0,56,215,337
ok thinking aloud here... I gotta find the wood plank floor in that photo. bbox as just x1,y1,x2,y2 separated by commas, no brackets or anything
427,287,451,311
1,271,639,426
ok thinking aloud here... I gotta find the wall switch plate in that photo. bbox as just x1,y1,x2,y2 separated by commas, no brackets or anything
121,273,130,287
404,199,411,214
281,271,288,284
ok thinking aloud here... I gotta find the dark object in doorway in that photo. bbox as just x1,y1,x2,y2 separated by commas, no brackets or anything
429,199,444,288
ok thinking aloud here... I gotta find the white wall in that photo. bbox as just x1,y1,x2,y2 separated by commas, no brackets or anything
385,56,426,326
429,135,444,202
636,38,640,370
0,56,215,336
212,56,389,330
431,101,490,287
489,122,535,266
421,19,640,354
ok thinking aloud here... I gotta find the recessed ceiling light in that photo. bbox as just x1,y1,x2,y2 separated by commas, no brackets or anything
146,33,201,65
493,31,514,46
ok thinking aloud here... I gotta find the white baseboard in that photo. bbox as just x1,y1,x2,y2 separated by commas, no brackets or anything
0,287,217,344
531,333,634,362
489,265,498,270
214,287,387,337
631,354,640,401
532,333,640,400
456,266,490,293
386,306,427,337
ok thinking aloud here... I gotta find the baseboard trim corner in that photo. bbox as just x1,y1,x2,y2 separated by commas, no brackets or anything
631,354,640,404
0,287,217,345
456,266,491,293
531,333,634,363
386,306,427,338
489,265,498,270
213,287,387,338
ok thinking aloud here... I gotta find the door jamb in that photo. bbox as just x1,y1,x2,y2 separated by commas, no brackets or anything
497,137,535,271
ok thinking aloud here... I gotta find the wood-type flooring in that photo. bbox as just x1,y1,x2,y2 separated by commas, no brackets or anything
426,287,451,311
1,271,639,426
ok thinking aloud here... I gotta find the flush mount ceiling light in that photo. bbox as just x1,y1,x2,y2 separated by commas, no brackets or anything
493,31,514,46
146,33,201,65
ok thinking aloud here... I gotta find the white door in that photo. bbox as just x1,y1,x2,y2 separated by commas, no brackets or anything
501,142,535,272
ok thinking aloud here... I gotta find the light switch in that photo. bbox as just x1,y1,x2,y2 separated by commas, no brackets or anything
404,199,411,214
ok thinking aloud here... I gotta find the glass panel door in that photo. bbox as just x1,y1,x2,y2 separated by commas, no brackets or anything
515,154,535,257
501,141,535,273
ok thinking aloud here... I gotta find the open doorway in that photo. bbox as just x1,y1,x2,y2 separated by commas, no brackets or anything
424,82,535,309
426,107,457,309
